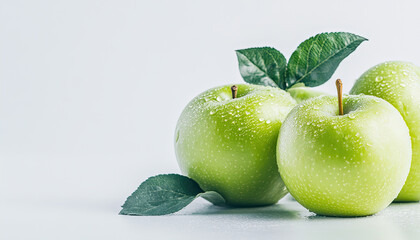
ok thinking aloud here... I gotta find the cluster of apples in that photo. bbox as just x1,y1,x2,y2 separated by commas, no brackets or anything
175,61,420,217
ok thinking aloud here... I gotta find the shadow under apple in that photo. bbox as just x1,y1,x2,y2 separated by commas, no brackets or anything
184,203,302,220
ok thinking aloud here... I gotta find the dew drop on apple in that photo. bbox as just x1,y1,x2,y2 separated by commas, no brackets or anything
374,76,383,82
266,120,271,124
209,111,215,115
216,96,222,102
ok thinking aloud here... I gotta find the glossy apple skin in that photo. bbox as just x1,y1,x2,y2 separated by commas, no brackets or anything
175,84,296,206
277,95,411,216
351,61,420,202
287,86,326,103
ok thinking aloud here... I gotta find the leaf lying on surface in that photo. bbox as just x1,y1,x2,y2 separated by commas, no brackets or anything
119,174,225,216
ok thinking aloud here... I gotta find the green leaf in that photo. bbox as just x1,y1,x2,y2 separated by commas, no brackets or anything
199,191,226,206
285,32,368,88
119,174,225,216
236,47,287,89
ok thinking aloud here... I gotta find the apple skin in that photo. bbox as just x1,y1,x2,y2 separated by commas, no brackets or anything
277,95,411,216
350,61,420,202
287,86,326,103
175,84,296,206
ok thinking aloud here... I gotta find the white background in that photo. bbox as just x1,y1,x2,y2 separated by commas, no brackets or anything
1,0,420,239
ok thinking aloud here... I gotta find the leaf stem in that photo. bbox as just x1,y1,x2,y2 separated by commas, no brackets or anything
336,79,344,115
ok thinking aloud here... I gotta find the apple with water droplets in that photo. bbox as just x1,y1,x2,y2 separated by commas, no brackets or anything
277,80,411,216
351,61,420,202
287,86,326,103
175,84,296,206
287,83,327,103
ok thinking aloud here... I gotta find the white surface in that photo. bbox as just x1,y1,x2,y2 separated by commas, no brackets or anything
1,0,420,239
3,196,420,240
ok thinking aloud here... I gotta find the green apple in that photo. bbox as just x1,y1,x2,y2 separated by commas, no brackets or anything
175,84,296,206
351,61,420,202
277,95,411,216
287,83,327,103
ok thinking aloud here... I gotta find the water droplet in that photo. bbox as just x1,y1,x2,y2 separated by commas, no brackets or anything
216,96,222,102
245,111,250,115
266,120,271,124
348,115,355,119
210,111,215,115
375,76,383,82
400,83,406,87
259,118,264,122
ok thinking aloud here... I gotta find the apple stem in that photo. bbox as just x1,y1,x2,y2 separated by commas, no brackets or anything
231,85,238,99
336,79,344,115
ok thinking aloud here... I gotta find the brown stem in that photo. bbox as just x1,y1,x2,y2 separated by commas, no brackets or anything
336,79,344,115
231,85,238,99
